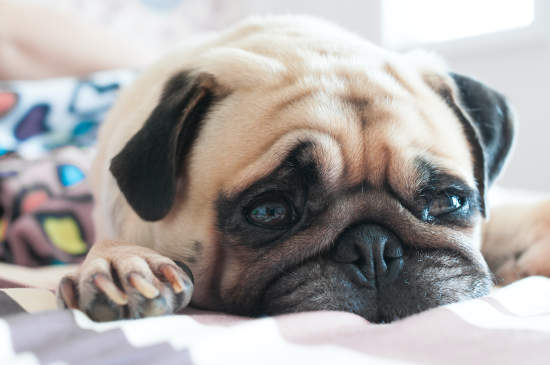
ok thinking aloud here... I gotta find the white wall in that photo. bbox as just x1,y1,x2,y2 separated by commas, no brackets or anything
442,44,550,192
241,0,550,191
243,0,382,44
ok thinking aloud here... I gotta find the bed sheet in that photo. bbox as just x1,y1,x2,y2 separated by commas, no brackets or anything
1,274,549,365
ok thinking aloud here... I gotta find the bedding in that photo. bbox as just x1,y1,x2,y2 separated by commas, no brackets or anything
1,269,549,364
0,147,94,266
0,69,135,157
0,70,136,266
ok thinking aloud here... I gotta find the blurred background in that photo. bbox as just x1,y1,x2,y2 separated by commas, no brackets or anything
4,0,550,191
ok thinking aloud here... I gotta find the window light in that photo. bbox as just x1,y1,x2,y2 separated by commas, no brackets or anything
383,0,535,48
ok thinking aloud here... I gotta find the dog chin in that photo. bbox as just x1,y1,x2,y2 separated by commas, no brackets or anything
260,248,492,323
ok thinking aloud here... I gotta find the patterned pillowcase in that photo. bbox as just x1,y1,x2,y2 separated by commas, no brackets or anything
0,69,136,158
0,146,95,266
0,69,136,266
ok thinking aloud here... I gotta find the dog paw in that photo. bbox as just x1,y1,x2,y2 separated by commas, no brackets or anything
495,239,550,285
56,246,193,322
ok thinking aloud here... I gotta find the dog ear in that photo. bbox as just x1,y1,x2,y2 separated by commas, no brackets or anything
110,72,221,221
432,73,515,216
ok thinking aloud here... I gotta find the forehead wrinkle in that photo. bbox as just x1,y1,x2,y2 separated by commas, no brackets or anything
363,96,474,197
223,129,344,195
383,63,414,93
264,86,365,182
262,71,352,123
384,152,415,202
387,145,460,206
349,120,392,188
267,88,316,119
334,64,411,100
421,148,476,187
411,156,479,197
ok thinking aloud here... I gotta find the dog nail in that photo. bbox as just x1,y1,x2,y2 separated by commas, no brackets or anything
128,273,160,299
93,274,128,305
160,265,185,294
60,278,79,309
174,260,194,284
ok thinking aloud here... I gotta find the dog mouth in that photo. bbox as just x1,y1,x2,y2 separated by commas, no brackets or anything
259,247,492,323
260,257,395,322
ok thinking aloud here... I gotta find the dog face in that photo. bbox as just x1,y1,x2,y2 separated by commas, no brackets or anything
104,16,514,322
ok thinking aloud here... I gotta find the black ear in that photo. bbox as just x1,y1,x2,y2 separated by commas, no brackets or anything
450,73,515,182
436,73,515,216
110,72,220,221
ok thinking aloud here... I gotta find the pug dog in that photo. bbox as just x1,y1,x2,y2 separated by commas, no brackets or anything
57,15,550,322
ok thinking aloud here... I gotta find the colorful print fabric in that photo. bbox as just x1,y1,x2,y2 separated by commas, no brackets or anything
0,147,95,266
0,70,136,265
0,69,136,158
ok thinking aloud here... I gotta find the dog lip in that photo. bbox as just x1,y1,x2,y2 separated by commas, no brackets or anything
260,273,307,315
339,263,373,288
261,264,307,302
260,260,375,314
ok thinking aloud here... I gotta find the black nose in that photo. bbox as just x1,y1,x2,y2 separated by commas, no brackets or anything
330,224,404,288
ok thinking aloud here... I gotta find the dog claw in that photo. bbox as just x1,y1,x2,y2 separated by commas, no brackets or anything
59,277,79,309
128,272,160,299
160,265,185,294
93,274,128,305
58,251,195,321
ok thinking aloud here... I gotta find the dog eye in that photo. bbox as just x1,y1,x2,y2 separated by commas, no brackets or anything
426,193,464,218
245,198,293,229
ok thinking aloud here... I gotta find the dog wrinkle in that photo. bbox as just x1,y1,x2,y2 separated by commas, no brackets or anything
225,129,345,195
383,62,418,95
267,88,316,118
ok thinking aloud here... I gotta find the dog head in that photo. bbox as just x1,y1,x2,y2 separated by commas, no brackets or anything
107,16,514,322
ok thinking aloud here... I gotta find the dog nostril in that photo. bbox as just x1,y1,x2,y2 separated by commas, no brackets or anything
378,255,404,287
331,237,361,264
384,241,403,259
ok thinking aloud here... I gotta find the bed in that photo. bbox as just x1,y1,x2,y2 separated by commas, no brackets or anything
1,264,549,364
